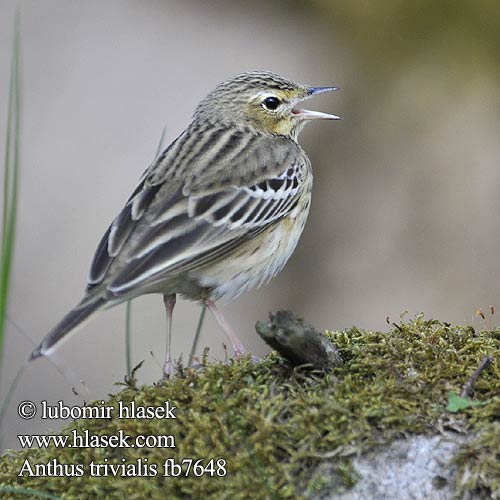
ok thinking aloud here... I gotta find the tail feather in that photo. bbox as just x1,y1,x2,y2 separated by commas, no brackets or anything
29,296,107,361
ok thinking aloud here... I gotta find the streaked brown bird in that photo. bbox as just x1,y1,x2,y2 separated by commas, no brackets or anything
30,71,340,376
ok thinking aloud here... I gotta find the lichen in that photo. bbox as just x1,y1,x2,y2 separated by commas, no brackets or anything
0,314,499,499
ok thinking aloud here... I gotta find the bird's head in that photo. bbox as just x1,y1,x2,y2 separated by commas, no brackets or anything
194,71,340,139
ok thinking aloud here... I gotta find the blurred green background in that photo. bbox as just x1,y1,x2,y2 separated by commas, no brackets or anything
1,0,499,449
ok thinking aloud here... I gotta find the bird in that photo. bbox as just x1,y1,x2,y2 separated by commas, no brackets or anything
29,71,340,376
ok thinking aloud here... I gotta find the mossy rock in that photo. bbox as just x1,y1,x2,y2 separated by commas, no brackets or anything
1,314,499,499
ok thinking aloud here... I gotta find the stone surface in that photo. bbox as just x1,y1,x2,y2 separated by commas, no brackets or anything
313,434,467,500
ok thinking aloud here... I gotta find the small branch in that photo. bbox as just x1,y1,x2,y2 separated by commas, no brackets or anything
460,355,493,398
255,310,340,370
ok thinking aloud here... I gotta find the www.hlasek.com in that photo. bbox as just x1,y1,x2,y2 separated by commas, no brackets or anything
16,399,227,478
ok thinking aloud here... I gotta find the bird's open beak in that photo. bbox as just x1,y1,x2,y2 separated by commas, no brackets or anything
292,86,341,120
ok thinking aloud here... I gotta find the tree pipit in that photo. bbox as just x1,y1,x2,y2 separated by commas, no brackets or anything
30,71,340,376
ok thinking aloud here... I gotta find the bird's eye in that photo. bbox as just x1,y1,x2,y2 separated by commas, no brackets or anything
262,96,281,110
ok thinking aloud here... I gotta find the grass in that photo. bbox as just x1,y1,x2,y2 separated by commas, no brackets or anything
189,303,207,366
0,8,23,441
123,127,168,378
124,301,132,379
124,125,209,376
0,11,37,497
0,10,21,378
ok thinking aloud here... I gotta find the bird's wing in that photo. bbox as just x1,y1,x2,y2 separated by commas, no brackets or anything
87,128,308,297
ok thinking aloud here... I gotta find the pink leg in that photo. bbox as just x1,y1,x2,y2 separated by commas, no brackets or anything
163,293,176,378
205,300,245,356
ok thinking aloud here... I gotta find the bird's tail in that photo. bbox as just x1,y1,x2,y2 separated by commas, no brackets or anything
29,295,107,361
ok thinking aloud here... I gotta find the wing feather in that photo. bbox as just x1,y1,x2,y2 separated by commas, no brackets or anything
87,225,112,288
86,126,309,298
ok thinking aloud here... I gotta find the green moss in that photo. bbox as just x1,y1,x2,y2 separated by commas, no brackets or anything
452,419,500,498
1,315,499,499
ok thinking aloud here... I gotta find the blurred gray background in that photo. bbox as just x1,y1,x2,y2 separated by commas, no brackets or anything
1,0,499,449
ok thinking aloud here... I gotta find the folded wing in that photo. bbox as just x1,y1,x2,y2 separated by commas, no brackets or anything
86,127,308,298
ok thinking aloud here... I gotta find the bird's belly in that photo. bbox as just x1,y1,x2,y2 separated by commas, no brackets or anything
187,208,309,302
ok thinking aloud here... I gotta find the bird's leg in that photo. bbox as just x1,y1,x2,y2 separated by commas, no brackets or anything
204,300,246,356
162,293,176,378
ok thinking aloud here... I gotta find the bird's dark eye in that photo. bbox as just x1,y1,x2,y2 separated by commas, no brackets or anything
262,96,281,110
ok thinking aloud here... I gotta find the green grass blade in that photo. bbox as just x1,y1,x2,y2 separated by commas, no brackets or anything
189,304,206,366
125,301,132,377
0,11,22,369
153,124,208,367
155,125,168,158
123,125,168,376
